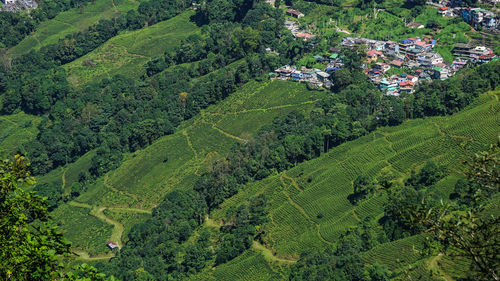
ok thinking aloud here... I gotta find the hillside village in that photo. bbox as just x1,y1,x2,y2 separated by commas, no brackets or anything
273,5,498,96
272,37,497,95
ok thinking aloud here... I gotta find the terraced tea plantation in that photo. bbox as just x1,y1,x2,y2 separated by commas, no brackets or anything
47,80,327,257
0,113,41,155
63,10,199,86
206,92,499,280
7,0,141,57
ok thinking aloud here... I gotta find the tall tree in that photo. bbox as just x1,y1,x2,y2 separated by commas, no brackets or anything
0,155,115,280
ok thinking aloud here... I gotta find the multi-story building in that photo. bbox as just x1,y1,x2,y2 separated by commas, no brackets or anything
461,8,499,30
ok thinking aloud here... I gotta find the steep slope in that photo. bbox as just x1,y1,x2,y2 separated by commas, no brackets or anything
63,10,199,86
47,80,327,256
0,113,41,155
192,92,499,280
7,0,141,57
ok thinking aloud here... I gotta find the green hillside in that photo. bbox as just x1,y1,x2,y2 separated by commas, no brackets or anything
7,0,141,57
46,80,326,257
195,92,499,280
0,112,41,156
63,10,199,86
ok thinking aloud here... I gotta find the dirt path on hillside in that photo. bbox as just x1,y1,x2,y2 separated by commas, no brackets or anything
68,201,151,260
428,253,453,281
252,241,297,264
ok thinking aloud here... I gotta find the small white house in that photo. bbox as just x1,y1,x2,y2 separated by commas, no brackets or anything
106,241,119,250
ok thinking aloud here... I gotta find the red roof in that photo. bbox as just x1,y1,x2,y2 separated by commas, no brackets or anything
480,54,495,59
435,62,446,67
296,33,314,39
366,50,382,56
415,41,426,47
390,60,403,66
440,6,449,10
399,81,414,87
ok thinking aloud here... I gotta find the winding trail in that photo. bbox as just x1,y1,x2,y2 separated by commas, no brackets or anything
202,99,321,117
182,129,199,160
252,241,297,264
93,206,124,248
111,0,118,12
68,201,151,260
428,253,453,281
379,131,403,174
431,120,475,143
61,168,67,193
281,173,303,192
208,122,248,143
204,215,297,264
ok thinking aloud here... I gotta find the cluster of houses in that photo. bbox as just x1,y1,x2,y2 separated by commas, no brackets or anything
341,36,497,95
452,43,497,61
425,1,499,30
271,34,497,96
459,7,498,30
275,5,498,95
437,6,498,30
270,65,332,88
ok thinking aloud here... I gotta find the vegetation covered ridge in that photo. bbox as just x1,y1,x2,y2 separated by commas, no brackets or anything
0,0,499,280
43,80,325,256
196,91,499,281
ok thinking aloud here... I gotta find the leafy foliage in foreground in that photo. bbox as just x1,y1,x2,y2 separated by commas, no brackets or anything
0,155,115,280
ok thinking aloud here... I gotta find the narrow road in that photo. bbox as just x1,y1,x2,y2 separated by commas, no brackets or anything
68,201,152,260
428,253,453,281
91,206,124,248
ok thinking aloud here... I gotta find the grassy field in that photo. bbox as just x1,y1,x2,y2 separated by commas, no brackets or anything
48,80,326,256
63,10,199,86
206,92,499,279
7,0,142,57
0,112,41,156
